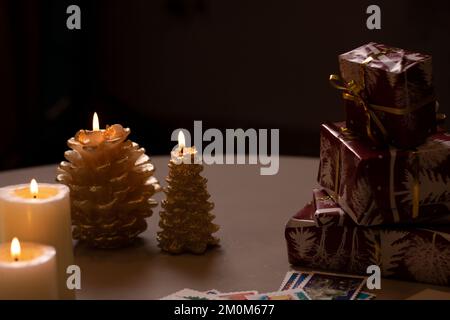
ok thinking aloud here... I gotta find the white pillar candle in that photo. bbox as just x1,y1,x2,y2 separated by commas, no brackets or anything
0,238,58,300
0,181,75,299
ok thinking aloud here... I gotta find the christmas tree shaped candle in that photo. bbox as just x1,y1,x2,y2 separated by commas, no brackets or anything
57,113,161,248
157,131,220,254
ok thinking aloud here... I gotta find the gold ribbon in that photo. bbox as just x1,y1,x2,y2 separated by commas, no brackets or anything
374,231,381,266
316,195,333,202
329,74,389,144
411,151,420,219
334,147,341,196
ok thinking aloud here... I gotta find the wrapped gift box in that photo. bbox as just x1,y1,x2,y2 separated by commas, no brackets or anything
285,190,450,286
318,121,450,226
337,42,436,148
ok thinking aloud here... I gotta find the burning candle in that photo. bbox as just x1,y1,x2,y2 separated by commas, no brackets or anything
0,238,58,300
0,180,74,299
57,112,160,248
158,130,219,254
170,131,200,164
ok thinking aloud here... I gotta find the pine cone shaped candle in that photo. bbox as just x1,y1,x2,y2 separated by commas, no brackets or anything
157,132,220,254
57,113,161,248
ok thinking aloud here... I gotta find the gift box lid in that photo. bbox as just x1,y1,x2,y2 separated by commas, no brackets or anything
322,121,450,166
321,121,382,161
339,42,431,74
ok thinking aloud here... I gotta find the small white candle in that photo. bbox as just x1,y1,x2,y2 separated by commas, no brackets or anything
0,238,58,300
0,180,74,299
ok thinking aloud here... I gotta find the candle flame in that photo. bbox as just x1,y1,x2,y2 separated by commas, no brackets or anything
30,179,39,197
11,237,21,261
178,131,185,149
93,112,100,131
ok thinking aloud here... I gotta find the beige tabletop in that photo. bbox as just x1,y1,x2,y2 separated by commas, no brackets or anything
0,156,449,300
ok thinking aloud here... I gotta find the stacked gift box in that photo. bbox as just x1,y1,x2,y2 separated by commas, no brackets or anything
285,42,450,286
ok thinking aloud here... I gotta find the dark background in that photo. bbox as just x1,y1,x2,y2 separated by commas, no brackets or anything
0,0,449,170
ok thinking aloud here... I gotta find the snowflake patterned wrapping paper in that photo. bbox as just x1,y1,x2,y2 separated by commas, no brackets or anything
285,199,450,286
318,122,450,226
336,42,436,148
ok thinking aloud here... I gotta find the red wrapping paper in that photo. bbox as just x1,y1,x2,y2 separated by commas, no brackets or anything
337,42,436,148
318,122,450,226
285,191,450,286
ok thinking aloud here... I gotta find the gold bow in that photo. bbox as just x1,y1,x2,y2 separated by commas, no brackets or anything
329,73,438,145
329,74,389,144
411,151,420,219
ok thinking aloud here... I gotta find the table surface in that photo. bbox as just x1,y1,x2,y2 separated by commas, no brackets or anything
1,156,449,300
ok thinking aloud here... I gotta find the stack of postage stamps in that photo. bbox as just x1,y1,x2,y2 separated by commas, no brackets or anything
161,271,376,300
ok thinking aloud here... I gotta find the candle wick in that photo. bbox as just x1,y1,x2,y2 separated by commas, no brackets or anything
14,257,18,262
33,195,37,199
